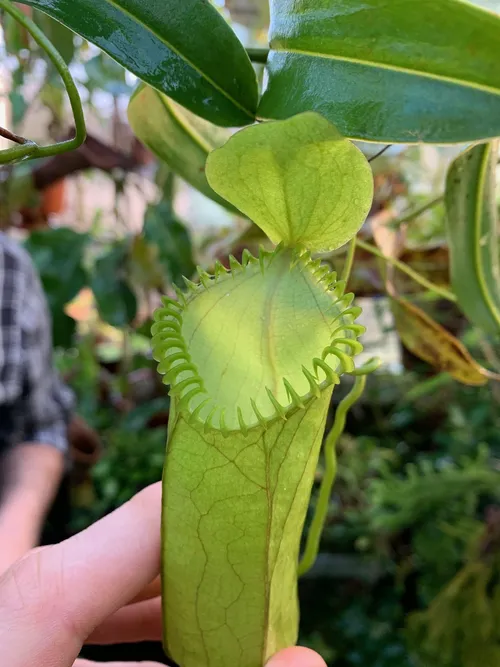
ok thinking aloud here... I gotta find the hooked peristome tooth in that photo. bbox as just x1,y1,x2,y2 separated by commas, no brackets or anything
204,405,217,434
308,258,322,273
331,338,364,355
301,367,321,398
269,242,284,264
161,296,182,310
171,376,201,396
314,265,331,281
165,362,197,383
331,305,363,322
299,249,311,265
214,260,228,280
152,335,185,360
219,409,229,437
177,385,203,412
237,407,249,436
322,346,355,373
339,292,355,308
229,255,243,273
332,279,346,298
265,387,287,420
283,378,305,409
196,266,212,288
250,398,268,429
172,284,187,305
182,276,198,291
157,351,185,374
320,269,337,286
333,323,366,338
189,398,210,424
313,357,340,384
241,248,255,266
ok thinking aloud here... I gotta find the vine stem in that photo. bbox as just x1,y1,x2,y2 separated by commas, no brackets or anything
298,375,367,577
355,238,457,303
390,195,444,229
0,126,29,145
0,0,86,165
341,236,356,283
368,144,392,163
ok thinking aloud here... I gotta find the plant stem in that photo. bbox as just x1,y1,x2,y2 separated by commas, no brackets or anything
0,0,86,165
246,47,269,64
341,236,356,283
0,126,29,145
355,238,457,303
298,375,367,577
368,144,392,163
389,195,444,229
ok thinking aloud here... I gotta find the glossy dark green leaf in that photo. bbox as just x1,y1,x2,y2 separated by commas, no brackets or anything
143,200,196,285
445,142,500,335
91,244,137,328
21,0,258,126
259,0,500,143
128,85,233,209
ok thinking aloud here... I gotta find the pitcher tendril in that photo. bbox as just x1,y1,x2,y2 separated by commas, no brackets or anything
298,365,379,578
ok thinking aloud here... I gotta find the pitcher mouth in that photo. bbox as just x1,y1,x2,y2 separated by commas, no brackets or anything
152,245,364,436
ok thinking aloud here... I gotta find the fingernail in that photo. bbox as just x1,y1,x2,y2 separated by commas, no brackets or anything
266,646,327,667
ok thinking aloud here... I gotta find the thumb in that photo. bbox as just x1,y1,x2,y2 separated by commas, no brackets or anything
267,647,327,667
0,483,161,667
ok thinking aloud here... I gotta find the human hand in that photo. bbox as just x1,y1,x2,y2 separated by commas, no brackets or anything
0,442,65,575
0,483,326,667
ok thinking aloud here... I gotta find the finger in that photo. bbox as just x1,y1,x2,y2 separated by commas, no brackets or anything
0,483,161,667
86,597,162,644
266,647,327,667
128,575,161,605
75,661,164,667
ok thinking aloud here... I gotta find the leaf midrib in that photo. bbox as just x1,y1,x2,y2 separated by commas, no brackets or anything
158,93,216,156
77,0,256,118
473,144,500,329
269,45,500,98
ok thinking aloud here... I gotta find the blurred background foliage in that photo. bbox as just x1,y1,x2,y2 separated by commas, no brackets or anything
2,1,500,666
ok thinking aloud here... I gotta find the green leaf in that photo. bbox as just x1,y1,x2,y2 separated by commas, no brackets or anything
84,53,131,96
21,0,258,126
445,142,500,336
143,200,196,286
33,9,75,64
152,246,364,665
206,112,373,252
91,243,137,327
24,228,88,347
51,310,77,348
9,91,27,126
259,0,500,144
24,228,89,310
128,85,233,209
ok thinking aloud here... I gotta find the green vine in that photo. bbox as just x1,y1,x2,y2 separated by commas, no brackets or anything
298,360,380,577
355,237,457,303
0,0,86,165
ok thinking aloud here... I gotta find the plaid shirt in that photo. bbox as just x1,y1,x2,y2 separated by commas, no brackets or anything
0,232,73,454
